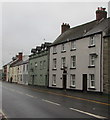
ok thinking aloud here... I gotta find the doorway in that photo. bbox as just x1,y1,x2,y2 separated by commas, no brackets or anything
63,70,67,89
32,75,34,85
83,74,87,91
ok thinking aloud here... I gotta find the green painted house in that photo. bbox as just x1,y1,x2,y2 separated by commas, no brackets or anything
28,42,51,87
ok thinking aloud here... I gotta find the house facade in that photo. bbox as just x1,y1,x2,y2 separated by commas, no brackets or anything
28,42,51,87
49,7,110,94
17,60,29,85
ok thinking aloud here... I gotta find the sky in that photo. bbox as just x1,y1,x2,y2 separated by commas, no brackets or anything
0,0,110,68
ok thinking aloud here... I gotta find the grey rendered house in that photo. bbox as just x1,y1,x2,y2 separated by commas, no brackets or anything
49,7,110,94
28,42,51,87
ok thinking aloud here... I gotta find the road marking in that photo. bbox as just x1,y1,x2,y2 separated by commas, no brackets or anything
70,107,107,119
3,84,110,106
30,88,110,106
42,99,60,106
16,91,24,95
25,94,34,98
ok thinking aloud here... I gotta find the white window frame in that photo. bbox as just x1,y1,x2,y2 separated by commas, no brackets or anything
89,74,95,88
89,36,95,46
53,46,57,54
52,74,56,86
43,60,46,69
89,54,95,66
40,61,42,70
61,57,66,68
71,56,76,68
71,41,76,50
70,74,76,87
61,44,66,52
53,58,57,69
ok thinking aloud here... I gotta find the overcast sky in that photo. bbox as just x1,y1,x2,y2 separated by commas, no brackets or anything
0,1,109,68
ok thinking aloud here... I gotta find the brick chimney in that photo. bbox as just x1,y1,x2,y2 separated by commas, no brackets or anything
61,23,70,34
96,7,107,21
18,52,23,61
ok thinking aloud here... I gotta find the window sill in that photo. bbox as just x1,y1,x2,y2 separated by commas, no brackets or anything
61,67,67,70
52,68,57,70
70,86,76,88
88,45,95,48
53,52,57,55
70,48,76,51
88,87,96,90
88,66,95,68
61,50,66,53
70,67,76,69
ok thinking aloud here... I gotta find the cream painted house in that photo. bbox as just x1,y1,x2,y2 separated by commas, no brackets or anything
49,7,110,94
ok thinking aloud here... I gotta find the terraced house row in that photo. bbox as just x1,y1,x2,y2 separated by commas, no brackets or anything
3,7,110,94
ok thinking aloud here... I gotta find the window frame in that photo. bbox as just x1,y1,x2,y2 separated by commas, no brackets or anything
61,57,66,68
53,46,57,54
70,74,76,87
61,44,66,52
52,74,56,86
71,41,76,50
53,58,57,70
89,74,95,88
88,36,95,47
71,56,76,68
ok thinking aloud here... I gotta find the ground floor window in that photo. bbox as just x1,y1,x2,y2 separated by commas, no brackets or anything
89,74,95,88
52,74,56,86
70,74,75,87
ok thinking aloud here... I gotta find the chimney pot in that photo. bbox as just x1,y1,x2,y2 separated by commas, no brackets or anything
18,52,23,61
96,7,107,21
61,23,70,34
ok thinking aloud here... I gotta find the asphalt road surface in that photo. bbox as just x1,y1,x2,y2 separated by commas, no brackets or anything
1,81,109,119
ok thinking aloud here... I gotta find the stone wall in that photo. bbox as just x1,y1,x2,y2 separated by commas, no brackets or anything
103,36,110,94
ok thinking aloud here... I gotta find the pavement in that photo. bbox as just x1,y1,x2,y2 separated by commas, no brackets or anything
24,84,110,105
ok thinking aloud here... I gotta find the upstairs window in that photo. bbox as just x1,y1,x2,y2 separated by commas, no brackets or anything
43,60,46,69
53,46,57,54
71,41,76,50
89,54,95,67
71,56,76,68
53,58,57,69
61,57,66,68
40,61,42,70
61,44,66,52
89,36,95,47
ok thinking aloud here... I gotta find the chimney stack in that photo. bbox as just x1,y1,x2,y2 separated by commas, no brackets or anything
18,52,23,61
96,7,107,21
61,23,70,34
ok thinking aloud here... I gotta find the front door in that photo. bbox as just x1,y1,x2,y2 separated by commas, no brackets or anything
63,74,66,89
63,70,67,89
83,74,87,91
32,75,34,85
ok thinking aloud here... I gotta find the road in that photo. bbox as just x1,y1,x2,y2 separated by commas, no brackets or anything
1,81,109,119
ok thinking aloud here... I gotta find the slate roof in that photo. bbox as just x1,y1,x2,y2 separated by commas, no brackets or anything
11,59,29,67
52,17,110,46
